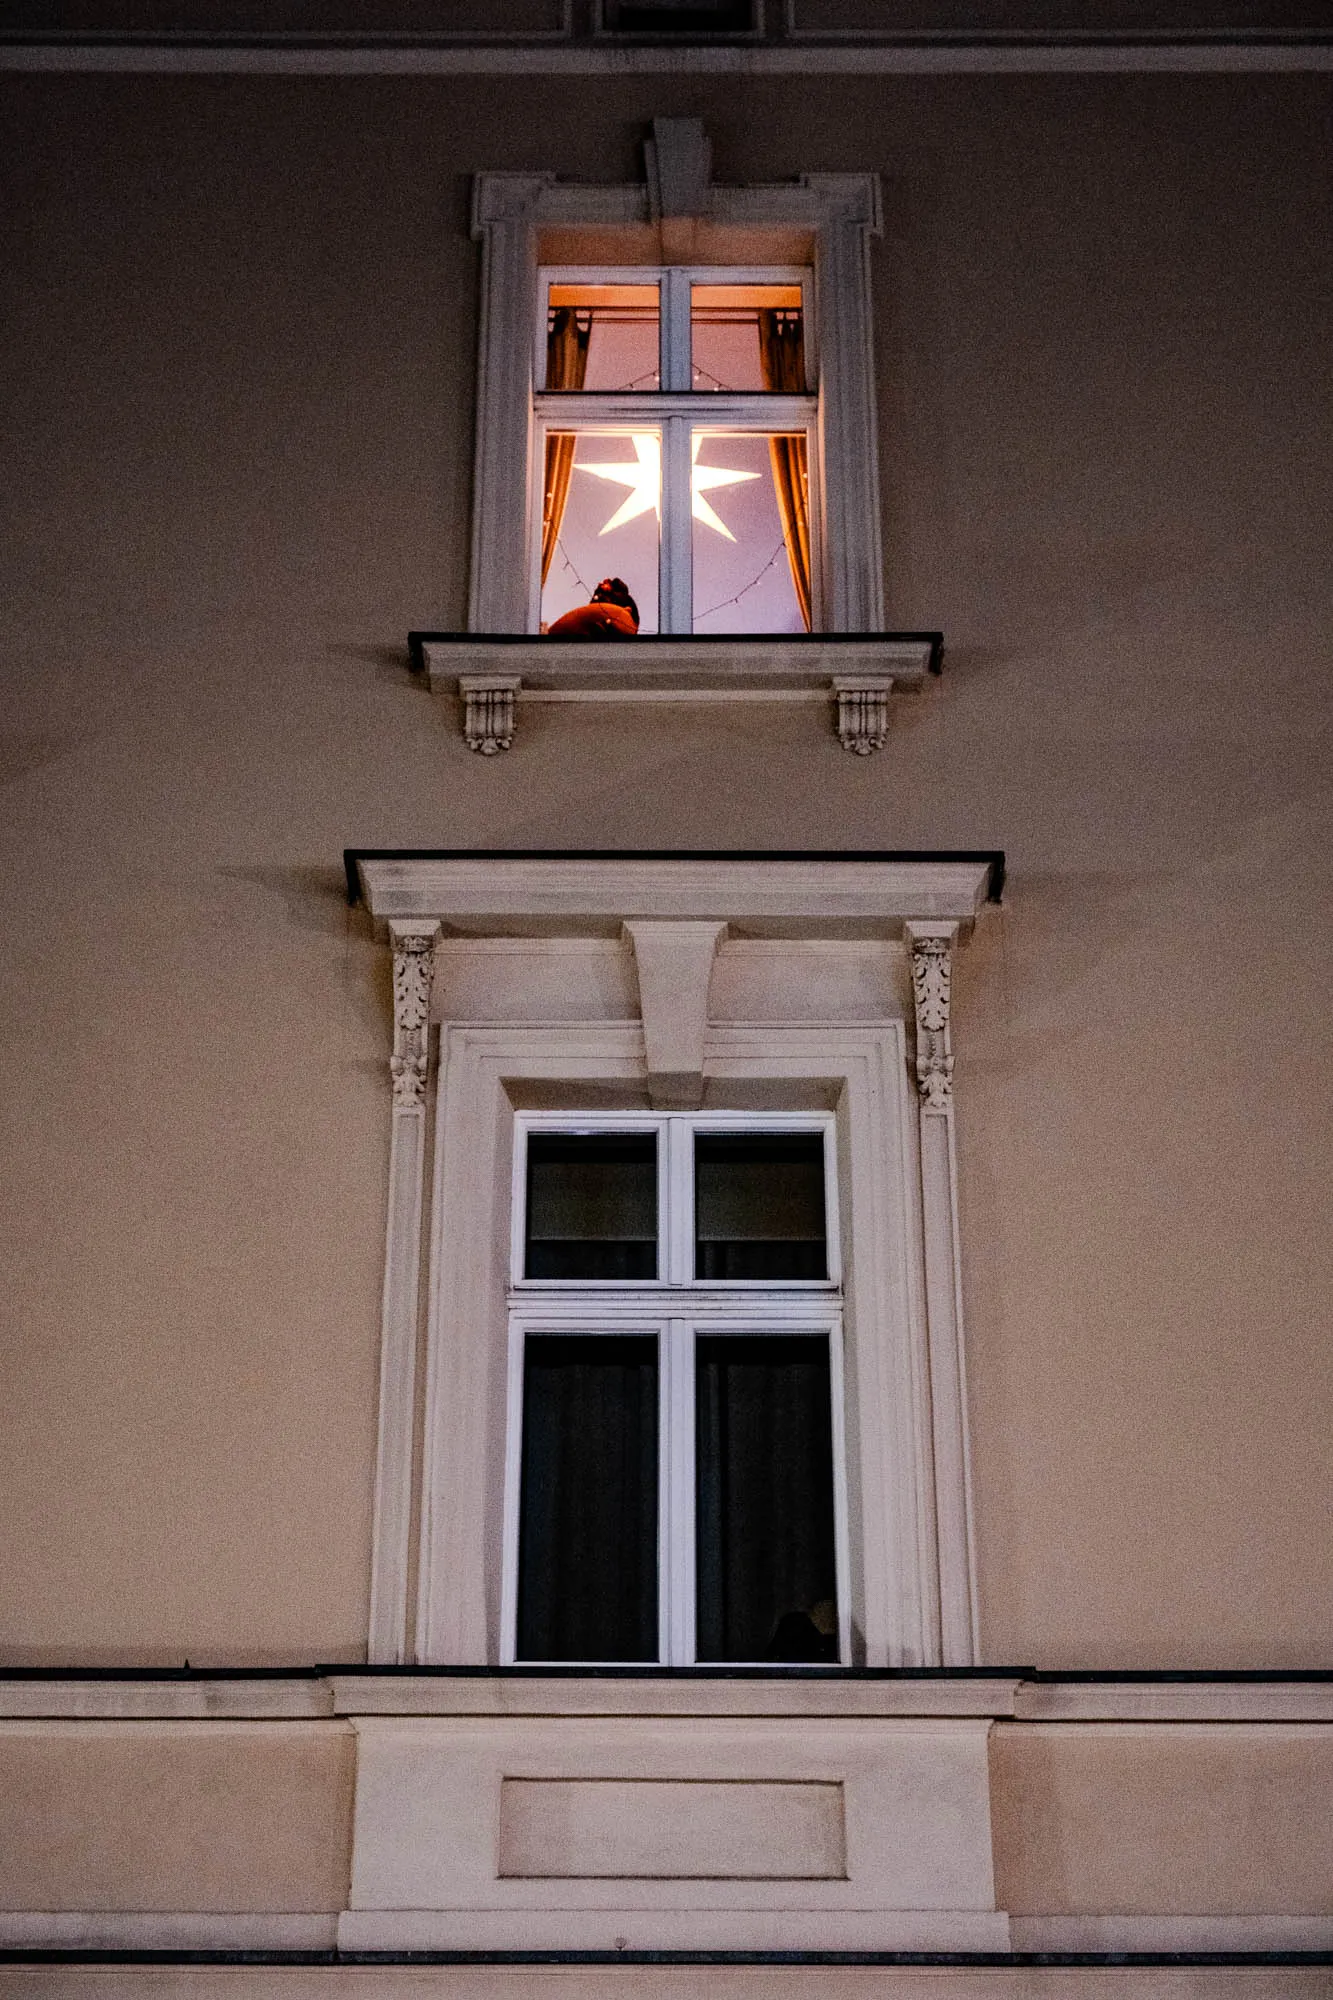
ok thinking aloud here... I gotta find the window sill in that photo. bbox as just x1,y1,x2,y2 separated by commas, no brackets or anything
409,631,942,756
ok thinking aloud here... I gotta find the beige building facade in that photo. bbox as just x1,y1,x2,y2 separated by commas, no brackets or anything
1,5,1331,1995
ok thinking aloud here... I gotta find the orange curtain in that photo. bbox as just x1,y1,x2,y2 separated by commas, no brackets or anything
540,308,592,586
757,309,812,632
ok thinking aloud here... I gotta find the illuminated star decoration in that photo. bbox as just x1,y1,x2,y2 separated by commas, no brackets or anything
575,432,759,541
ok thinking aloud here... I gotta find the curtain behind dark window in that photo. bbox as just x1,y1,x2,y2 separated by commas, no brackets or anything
516,1334,659,1662
695,1334,837,1662
757,309,812,632
695,1132,827,1281
525,1133,658,1280
540,309,592,587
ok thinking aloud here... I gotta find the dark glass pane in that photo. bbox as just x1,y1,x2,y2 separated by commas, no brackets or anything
694,1133,827,1281
516,1334,659,1662
525,1133,657,1280
695,1334,838,1663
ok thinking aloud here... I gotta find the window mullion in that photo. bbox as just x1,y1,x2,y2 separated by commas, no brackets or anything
663,1316,695,1666
665,1116,692,1286
661,414,693,634
660,267,691,394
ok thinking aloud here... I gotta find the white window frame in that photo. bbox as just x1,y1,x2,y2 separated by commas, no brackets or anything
533,262,821,634
501,1110,850,1667
469,146,885,633
508,1107,840,1289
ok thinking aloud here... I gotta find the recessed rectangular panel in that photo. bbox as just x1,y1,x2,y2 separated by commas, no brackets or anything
695,1333,838,1664
498,1777,846,1878
516,1334,659,1663
525,1132,658,1280
539,429,660,635
547,283,661,391
690,430,810,634
694,1131,827,1280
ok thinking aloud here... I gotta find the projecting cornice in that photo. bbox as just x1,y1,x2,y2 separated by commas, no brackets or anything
346,848,1003,937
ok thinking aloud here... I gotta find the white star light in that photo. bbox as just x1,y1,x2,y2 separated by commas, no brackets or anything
575,432,759,542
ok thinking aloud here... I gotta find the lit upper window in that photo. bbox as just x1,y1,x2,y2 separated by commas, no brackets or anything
534,266,818,636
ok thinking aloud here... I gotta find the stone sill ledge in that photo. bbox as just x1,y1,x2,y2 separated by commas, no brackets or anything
410,632,942,755
2,1672,1331,1722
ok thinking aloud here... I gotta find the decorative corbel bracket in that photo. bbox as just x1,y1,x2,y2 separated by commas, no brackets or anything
389,921,441,1109
428,637,940,755
459,674,520,755
906,921,957,1111
623,918,727,1109
833,674,894,754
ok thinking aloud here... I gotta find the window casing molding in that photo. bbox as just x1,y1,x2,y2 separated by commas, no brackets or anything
351,852,999,1673
469,131,884,634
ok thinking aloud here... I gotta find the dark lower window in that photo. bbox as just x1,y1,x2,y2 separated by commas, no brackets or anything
695,1334,838,1663
516,1334,659,1662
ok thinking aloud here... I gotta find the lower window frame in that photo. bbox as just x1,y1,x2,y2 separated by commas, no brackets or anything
500,1303,851,1669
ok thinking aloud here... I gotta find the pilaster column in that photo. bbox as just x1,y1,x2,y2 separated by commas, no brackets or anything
468,174,550,633
368,920,441,1664
906,921,979,1665
805,174,884,632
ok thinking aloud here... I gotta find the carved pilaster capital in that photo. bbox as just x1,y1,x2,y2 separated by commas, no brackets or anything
471,171,554,236
389,921,440,1110
906,921,958,1112
799,172,883,237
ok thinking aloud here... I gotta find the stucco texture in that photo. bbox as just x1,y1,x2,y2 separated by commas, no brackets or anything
0,70,1330,1667
0,1722,354,1911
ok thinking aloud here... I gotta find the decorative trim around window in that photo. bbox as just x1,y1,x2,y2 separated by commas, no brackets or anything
350,851,998,1672
469,122,884,637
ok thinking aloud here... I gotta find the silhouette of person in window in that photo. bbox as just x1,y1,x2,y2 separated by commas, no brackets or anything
547,577,640,639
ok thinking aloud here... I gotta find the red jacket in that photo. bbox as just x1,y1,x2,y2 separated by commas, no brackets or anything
547,602,639,639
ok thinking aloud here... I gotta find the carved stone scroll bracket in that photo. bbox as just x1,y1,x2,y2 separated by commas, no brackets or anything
833,674,894,755
906,921,957,1112
459,675,520,755
623,918,727,1110
389,921,441,1109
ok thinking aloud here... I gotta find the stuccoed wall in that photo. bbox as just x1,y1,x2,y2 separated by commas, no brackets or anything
0,70,1329,1667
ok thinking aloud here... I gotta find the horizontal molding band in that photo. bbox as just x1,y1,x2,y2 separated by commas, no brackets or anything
2,36,1331,73
2,1669,1332,1720
2,1946,1332,1966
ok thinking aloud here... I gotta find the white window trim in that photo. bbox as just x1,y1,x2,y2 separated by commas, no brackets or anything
353,852,993,1672
469,126,884,633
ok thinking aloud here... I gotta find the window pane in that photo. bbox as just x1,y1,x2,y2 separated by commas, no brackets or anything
691,284,805,394
539,429,660,635
690,430,809,634
517,1334,659,1662
695,1132,827,1281
695,1334,838,1663
546,283,660,391
526,1132,658,1280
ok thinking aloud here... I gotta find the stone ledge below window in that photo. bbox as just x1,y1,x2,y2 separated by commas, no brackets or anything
409,632,942,756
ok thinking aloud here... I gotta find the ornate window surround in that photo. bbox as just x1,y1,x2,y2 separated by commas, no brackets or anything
469,121,884,635
443,123,926,753
348,849,1002,1671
